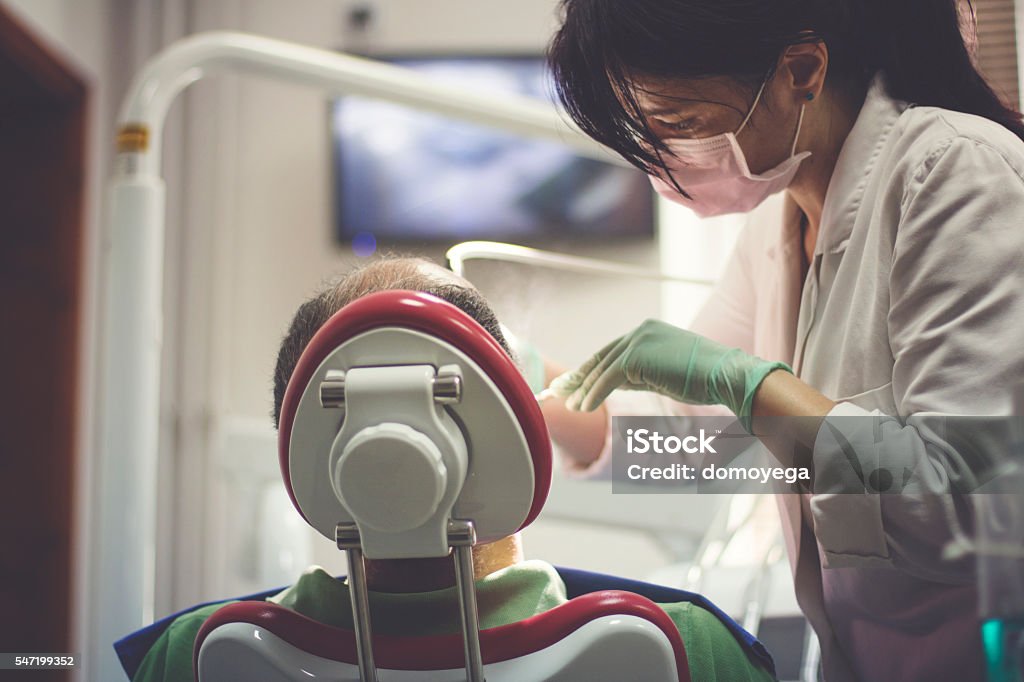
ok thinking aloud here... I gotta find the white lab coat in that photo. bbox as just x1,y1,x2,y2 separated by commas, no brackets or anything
583,75,1024,681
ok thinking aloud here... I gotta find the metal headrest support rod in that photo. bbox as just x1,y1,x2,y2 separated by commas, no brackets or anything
337,521,485,682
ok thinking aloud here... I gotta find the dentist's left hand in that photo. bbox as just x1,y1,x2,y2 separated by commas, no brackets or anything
549,319,791,432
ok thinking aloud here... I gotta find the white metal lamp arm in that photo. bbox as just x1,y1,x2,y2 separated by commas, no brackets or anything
115,31,622,175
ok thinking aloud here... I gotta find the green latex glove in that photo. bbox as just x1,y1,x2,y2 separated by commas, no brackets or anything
549,319,792,432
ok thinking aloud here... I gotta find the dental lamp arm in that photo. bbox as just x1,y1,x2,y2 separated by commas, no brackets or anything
116,32,623,176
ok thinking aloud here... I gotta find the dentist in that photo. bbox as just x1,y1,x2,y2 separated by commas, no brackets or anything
540,1,1024,680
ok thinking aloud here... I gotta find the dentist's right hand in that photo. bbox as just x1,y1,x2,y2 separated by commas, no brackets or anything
549,319,792,432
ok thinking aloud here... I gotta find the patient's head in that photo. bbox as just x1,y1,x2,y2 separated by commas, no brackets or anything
273,256,522,592
273,257,512,428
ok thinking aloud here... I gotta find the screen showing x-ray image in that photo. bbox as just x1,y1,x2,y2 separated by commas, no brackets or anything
331,56,655,242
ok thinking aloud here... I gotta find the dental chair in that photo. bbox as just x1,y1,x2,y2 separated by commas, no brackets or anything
192,290,692,682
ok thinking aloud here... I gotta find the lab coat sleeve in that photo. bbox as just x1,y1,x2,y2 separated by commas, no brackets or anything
807,136,1024,577
564,221,759,478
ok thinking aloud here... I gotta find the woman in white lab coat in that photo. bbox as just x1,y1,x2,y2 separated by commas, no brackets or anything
539,1,1024,680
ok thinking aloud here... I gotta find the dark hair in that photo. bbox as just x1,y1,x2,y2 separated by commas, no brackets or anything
548,0,1024,174
271,256,512,428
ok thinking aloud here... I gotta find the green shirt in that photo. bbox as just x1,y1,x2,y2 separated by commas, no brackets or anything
133,560,774,681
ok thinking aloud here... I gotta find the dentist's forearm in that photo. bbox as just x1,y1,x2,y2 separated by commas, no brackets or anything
539,359,608,470
750,369,835,467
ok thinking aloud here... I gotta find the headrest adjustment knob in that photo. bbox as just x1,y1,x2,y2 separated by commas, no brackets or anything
334,422,448,533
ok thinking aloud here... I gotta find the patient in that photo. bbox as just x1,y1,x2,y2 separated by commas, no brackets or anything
131,256,775,682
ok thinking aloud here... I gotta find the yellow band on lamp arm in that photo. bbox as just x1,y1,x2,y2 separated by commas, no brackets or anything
116,124,149,153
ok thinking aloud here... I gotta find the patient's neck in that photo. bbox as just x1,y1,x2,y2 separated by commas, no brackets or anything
364,535,523,593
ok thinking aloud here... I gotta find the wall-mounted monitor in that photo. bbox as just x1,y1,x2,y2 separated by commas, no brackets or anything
331,55,655,244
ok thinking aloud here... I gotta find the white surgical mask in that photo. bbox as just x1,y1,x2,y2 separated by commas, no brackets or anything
649,79,811,217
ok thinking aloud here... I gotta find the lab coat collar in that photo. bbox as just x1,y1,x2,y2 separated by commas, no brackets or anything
814,73,911,255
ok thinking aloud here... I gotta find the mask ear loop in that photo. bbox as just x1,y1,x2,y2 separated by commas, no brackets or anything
736,77,809,158
735,79,769,136
790,104,807,156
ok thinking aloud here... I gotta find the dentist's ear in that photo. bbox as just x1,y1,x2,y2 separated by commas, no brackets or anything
779,40,829,104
